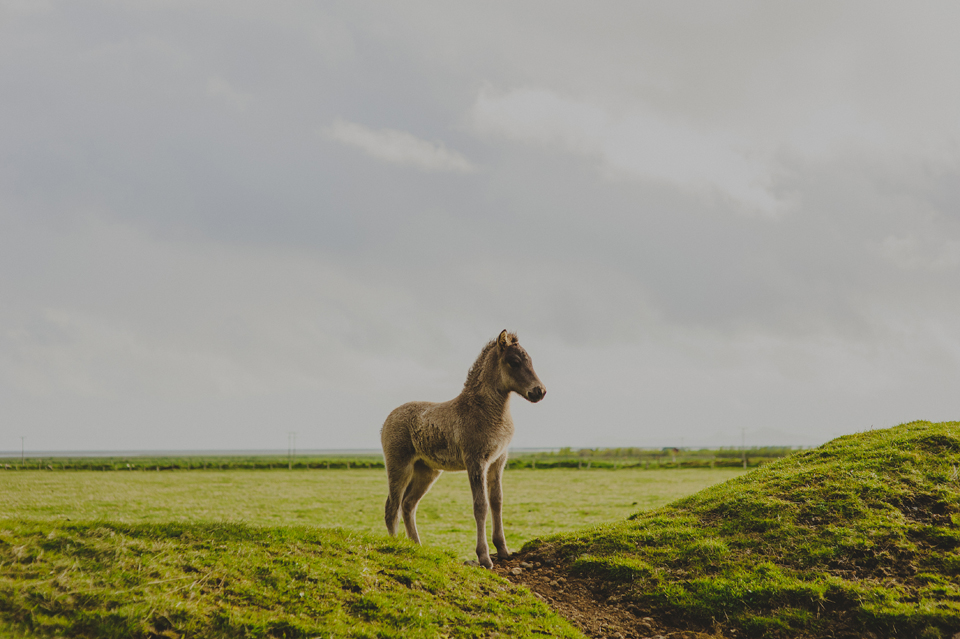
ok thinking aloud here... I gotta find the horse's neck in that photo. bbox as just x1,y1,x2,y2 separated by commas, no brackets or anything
459,372,511,422
458,347,512,422
478,384,511,418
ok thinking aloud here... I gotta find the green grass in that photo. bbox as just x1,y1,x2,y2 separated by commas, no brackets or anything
0,466,744,637
523,421,960,638
15,424,950,638
0,468,745,560
0,521,582,638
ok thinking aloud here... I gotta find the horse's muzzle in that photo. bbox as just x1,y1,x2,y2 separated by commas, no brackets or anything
526,386,546,403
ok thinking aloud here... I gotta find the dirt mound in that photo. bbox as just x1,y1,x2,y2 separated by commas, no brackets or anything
494,554,724,639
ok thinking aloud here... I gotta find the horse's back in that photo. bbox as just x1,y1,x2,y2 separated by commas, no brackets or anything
381,399,466,471
382,400,431,444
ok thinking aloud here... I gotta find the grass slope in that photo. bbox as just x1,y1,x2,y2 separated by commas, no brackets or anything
523,421,960,638
0,522,583,638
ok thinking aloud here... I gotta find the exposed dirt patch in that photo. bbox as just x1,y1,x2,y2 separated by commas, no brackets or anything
492,552,727,639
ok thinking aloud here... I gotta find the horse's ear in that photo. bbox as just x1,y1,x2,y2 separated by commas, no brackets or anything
497,329,511,350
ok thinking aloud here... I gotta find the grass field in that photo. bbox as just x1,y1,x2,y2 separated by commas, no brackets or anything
0,467,745,559
0,466,745,638
5,424,958,637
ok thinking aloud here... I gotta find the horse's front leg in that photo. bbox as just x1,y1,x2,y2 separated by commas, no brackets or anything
487,454,510,560
467,462,493,569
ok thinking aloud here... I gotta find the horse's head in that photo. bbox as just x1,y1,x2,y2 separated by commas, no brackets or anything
497,329,546,403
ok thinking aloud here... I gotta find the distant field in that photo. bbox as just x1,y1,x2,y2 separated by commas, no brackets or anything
0,467,745,559
0,445,796,471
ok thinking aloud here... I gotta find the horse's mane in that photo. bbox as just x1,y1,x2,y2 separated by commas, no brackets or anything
462,333,517,393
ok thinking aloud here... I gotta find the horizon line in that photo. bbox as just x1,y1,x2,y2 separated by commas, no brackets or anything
0,444,814,458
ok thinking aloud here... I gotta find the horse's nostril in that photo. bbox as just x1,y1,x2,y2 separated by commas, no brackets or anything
528,387,545,402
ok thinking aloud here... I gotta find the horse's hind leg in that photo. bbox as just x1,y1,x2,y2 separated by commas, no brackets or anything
487,454,510,559
401,461,442,544
384,460,414,537
467,461,493,568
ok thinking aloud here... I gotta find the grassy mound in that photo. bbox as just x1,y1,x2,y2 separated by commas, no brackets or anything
0,521,582,638
523,421,960,638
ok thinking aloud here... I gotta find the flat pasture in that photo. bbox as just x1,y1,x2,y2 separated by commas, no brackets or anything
0,467,745,558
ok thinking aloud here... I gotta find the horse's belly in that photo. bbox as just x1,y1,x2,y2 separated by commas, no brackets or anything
414,439,465,471
420,456,464,472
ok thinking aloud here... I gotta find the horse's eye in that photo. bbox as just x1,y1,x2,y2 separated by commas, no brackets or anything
507,359,520,368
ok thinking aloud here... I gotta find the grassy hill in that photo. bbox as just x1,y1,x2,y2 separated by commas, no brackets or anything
519,420,960,638
0,522,582,638
3,421,958,638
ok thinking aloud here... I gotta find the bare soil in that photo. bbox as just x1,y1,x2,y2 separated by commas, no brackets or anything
491,550,933,639
492,551,728,639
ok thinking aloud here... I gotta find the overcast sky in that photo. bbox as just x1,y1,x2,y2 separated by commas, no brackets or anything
2,2,959,453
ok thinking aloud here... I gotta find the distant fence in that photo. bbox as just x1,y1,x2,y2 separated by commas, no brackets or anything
506,457,770,470
0,457,386,471
2,448,794,471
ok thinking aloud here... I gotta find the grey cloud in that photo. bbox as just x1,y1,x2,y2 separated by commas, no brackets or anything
2,2,960,451
468,86,786,214
323,118,475,173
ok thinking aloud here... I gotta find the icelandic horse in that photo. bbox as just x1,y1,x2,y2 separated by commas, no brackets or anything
380,330,546,568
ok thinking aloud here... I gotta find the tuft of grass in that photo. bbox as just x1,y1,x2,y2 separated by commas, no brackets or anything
0,520,584,638
523,421,960,638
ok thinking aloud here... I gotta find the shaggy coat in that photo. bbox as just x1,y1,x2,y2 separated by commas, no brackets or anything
380,330,546,568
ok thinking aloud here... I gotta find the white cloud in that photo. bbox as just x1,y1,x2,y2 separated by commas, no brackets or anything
876,235,960,271
206,77,251,111
468,87,785,215
322,118,475,173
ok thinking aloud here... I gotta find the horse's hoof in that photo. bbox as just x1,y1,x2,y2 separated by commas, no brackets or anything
478,557,494,569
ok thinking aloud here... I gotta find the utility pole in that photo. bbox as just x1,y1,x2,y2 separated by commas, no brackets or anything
288,432,296,470
21,436,24,467
741,428,746,469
